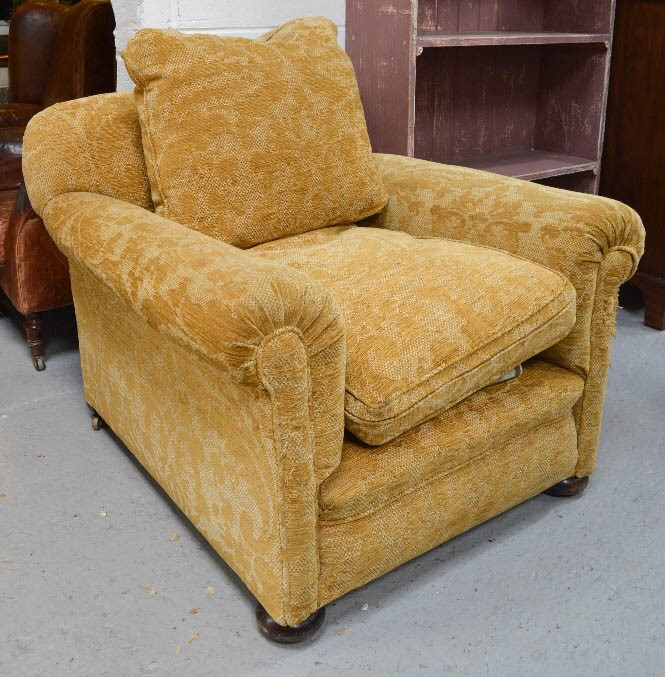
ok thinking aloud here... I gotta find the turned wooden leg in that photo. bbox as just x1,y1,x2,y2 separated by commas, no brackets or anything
544,476,589,497
23,313,46,371
255,603,325,643
91,409,106,431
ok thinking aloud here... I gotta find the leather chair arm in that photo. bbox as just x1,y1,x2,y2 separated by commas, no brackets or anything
0,104,41,129
0,126,25,191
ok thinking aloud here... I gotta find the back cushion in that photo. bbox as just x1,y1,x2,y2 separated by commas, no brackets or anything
122,17,387,249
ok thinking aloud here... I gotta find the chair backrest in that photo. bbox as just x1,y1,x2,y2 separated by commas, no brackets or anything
9,0,116,108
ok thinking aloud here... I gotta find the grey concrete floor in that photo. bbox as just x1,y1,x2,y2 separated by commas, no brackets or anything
1,305,664,677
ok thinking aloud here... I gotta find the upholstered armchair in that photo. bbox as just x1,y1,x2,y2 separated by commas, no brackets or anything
0,0,115,370
22,19,643,642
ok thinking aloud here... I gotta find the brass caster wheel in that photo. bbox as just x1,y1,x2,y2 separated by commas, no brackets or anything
255,603,325,643
544,476,589,497
91,412,106,431
33,355,45,371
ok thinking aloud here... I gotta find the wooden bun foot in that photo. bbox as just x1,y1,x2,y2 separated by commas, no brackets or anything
544,476,589,497
255,603,325,643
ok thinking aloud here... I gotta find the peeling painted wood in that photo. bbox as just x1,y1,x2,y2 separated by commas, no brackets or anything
348,0,615,193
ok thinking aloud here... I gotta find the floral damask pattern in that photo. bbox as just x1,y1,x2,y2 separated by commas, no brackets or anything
365,154,645,474
122,18,387,249
254,225,576,444
22,80,643,626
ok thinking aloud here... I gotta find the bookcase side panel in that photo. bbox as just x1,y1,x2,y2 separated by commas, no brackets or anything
347,0,417,156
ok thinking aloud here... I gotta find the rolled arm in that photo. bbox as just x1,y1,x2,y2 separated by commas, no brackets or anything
366,153,645,476
368,154,644,281
42,192,347,625
43,192,347,487
43,192,345,387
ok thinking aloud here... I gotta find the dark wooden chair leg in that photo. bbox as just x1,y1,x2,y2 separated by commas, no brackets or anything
544,476,589,497
23,312,46,371
91,408,106,431
255,603,325,643
643,288,665,330
628,274,665,330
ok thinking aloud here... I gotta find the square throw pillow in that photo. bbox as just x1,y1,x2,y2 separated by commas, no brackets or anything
122,17,388,248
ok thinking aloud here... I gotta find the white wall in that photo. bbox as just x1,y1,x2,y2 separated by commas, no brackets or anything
111,0,346,91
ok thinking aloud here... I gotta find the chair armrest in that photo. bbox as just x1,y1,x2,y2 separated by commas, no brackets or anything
0,104,40,129
366,153,646,476
0,126,24,191
43,192,344,378
0,125,24,154
367,154,645,375
43,191,346,473
42,192,347,625
369,154,644,281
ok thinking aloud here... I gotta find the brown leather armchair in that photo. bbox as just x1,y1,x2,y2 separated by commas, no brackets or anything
0,0,115,370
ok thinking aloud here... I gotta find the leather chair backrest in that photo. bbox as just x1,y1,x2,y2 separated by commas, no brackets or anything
8,1,62,104
9,0,116,108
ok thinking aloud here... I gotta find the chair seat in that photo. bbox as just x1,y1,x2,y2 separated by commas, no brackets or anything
319,361,584,523
0,188,17,265
252,225,576,445
0,152,23,192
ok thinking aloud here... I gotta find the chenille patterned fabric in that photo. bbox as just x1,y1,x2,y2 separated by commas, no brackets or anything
364,154,645,475
20,94,152,215
254,225,576,444
319,413,579,604
38,190,346,626
320,360,584,523
121,17,387,248
22,85,643,628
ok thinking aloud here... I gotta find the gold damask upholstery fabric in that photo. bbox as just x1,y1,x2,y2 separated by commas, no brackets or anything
320,360,584,522
122,18,387,248
41,192,347,487
21,94,152,216
254,225,576,445
319,413,579,604
364,154,645,475
22,90,643,627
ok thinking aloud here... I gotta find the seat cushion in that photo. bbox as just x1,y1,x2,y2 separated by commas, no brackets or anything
319,360,584,523
253,226,576,445
122,18,387,249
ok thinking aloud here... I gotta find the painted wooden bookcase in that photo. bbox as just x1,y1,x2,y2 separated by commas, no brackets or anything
346,0,615,193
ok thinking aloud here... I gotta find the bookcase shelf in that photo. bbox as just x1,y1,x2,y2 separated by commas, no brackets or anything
347,0,615,194
460,150,598,181
416,31,610,49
